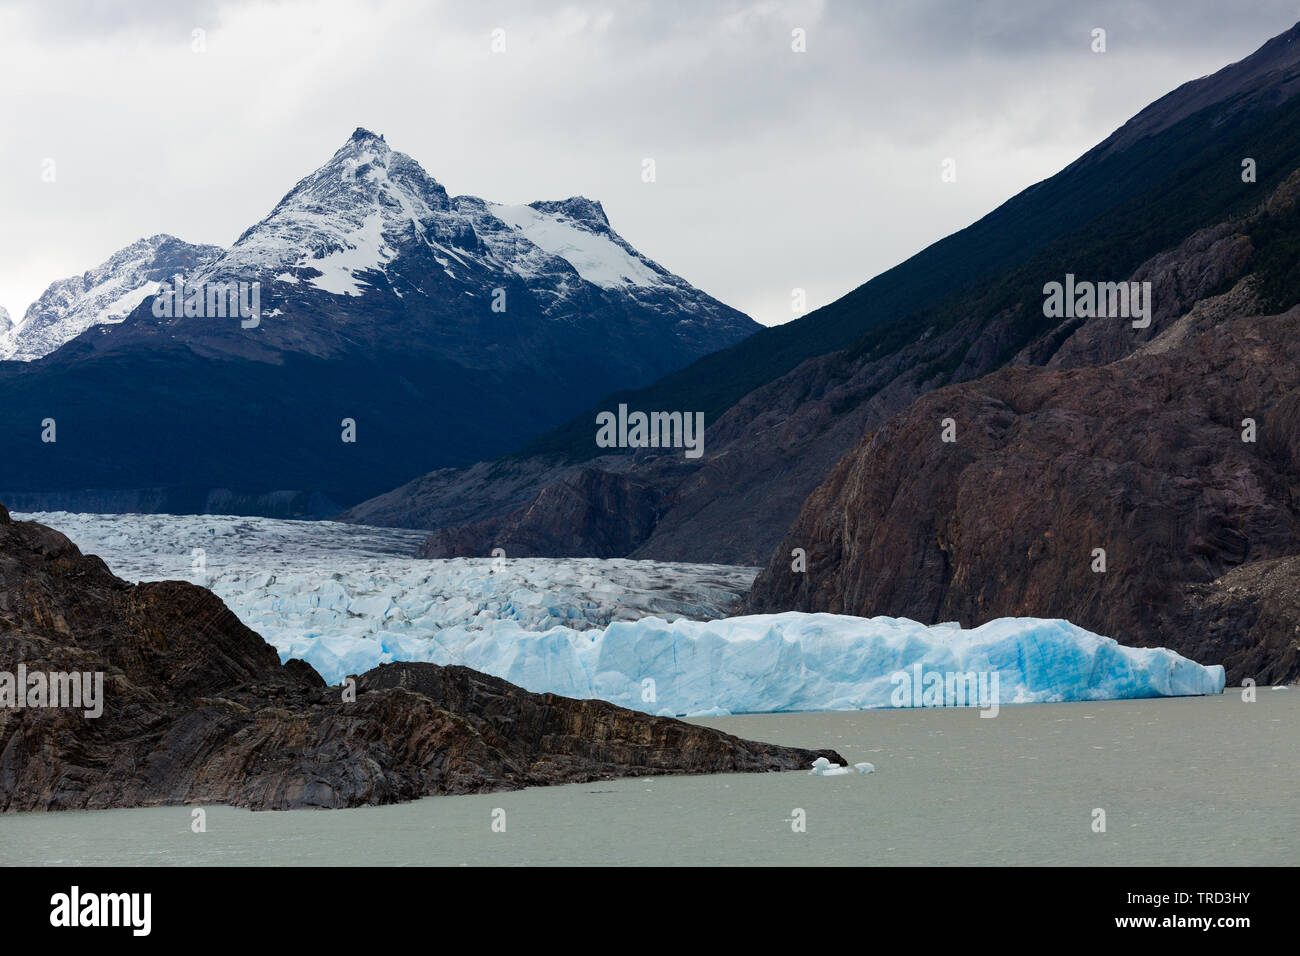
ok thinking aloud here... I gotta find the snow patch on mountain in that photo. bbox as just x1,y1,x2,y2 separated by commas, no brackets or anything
304,211,395,295
487,202,667,289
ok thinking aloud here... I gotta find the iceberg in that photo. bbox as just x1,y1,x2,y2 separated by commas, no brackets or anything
809,757,852,776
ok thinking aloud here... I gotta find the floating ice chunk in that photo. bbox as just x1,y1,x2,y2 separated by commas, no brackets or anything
855,762,875,774
808,757,852,776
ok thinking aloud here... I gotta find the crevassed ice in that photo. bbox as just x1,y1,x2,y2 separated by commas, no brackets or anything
277,612,1225,715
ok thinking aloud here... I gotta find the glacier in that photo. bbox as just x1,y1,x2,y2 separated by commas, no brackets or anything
18,512,1226,715
279,612,1223,715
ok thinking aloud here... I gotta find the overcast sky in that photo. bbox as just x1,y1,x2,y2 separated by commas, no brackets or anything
2,0,1298,326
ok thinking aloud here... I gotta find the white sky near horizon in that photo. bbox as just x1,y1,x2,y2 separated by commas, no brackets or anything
1,0,1298,327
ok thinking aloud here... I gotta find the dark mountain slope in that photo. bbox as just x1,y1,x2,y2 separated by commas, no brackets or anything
349,23,1300,563
517,21,1300,464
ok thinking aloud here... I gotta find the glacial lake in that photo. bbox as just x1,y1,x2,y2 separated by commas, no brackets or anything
2,692,1295,866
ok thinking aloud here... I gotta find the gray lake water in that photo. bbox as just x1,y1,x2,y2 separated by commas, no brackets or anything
2,693,1295,866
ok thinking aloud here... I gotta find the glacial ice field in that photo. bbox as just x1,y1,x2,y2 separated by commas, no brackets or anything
18,512,1227,714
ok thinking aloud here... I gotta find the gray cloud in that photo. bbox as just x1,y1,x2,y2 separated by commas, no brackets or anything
5,0,226,38
1,0,1297,326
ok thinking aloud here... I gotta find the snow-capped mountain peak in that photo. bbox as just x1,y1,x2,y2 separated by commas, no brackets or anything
199,128,451,297
0,127,757,514
4,128,753,384
195,129,683,302
0,234,223,361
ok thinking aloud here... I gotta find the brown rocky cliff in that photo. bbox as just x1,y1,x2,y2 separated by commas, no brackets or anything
0,508,843,811
748,307,1300,685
